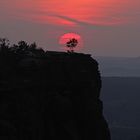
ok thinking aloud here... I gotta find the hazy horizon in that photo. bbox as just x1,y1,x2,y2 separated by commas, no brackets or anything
0,0,140,57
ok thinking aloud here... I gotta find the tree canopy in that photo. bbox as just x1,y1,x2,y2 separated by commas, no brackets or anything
66,38,78,52
0,38,45,57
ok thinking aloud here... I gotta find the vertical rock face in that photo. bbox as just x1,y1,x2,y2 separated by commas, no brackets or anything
0,52,110,140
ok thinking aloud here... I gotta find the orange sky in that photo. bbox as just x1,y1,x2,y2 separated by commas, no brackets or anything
0,0,140,56
37,0,119,26
1,0,139,26
31,0,140,26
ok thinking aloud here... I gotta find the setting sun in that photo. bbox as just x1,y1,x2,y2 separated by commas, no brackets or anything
59,33,83,51
1,0,140,56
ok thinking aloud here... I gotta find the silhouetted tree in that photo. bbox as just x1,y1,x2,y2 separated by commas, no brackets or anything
11,41,29,54
29,42,37,50
66,38,78,52
0,38,46,58
0,38,10,53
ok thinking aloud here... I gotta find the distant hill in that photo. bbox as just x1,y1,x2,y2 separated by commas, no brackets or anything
95,57,140,77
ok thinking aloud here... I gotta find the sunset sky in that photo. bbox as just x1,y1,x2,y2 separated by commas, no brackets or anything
0,0,140,56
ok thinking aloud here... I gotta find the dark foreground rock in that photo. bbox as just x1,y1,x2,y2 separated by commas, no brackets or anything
0,51,110,140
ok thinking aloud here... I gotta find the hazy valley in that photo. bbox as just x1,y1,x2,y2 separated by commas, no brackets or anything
101,77,140,140
96,57,140,77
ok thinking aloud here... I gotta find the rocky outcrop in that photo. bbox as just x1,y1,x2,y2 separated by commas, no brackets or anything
0,51,110,140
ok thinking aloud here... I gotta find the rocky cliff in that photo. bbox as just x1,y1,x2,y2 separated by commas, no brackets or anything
0,51,110,140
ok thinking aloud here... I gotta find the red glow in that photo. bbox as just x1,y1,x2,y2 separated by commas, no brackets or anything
59,33,83,51
34,0,140,26
1,0,140,26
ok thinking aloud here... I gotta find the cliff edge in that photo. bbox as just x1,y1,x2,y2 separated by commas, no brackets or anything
0,51,110,140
